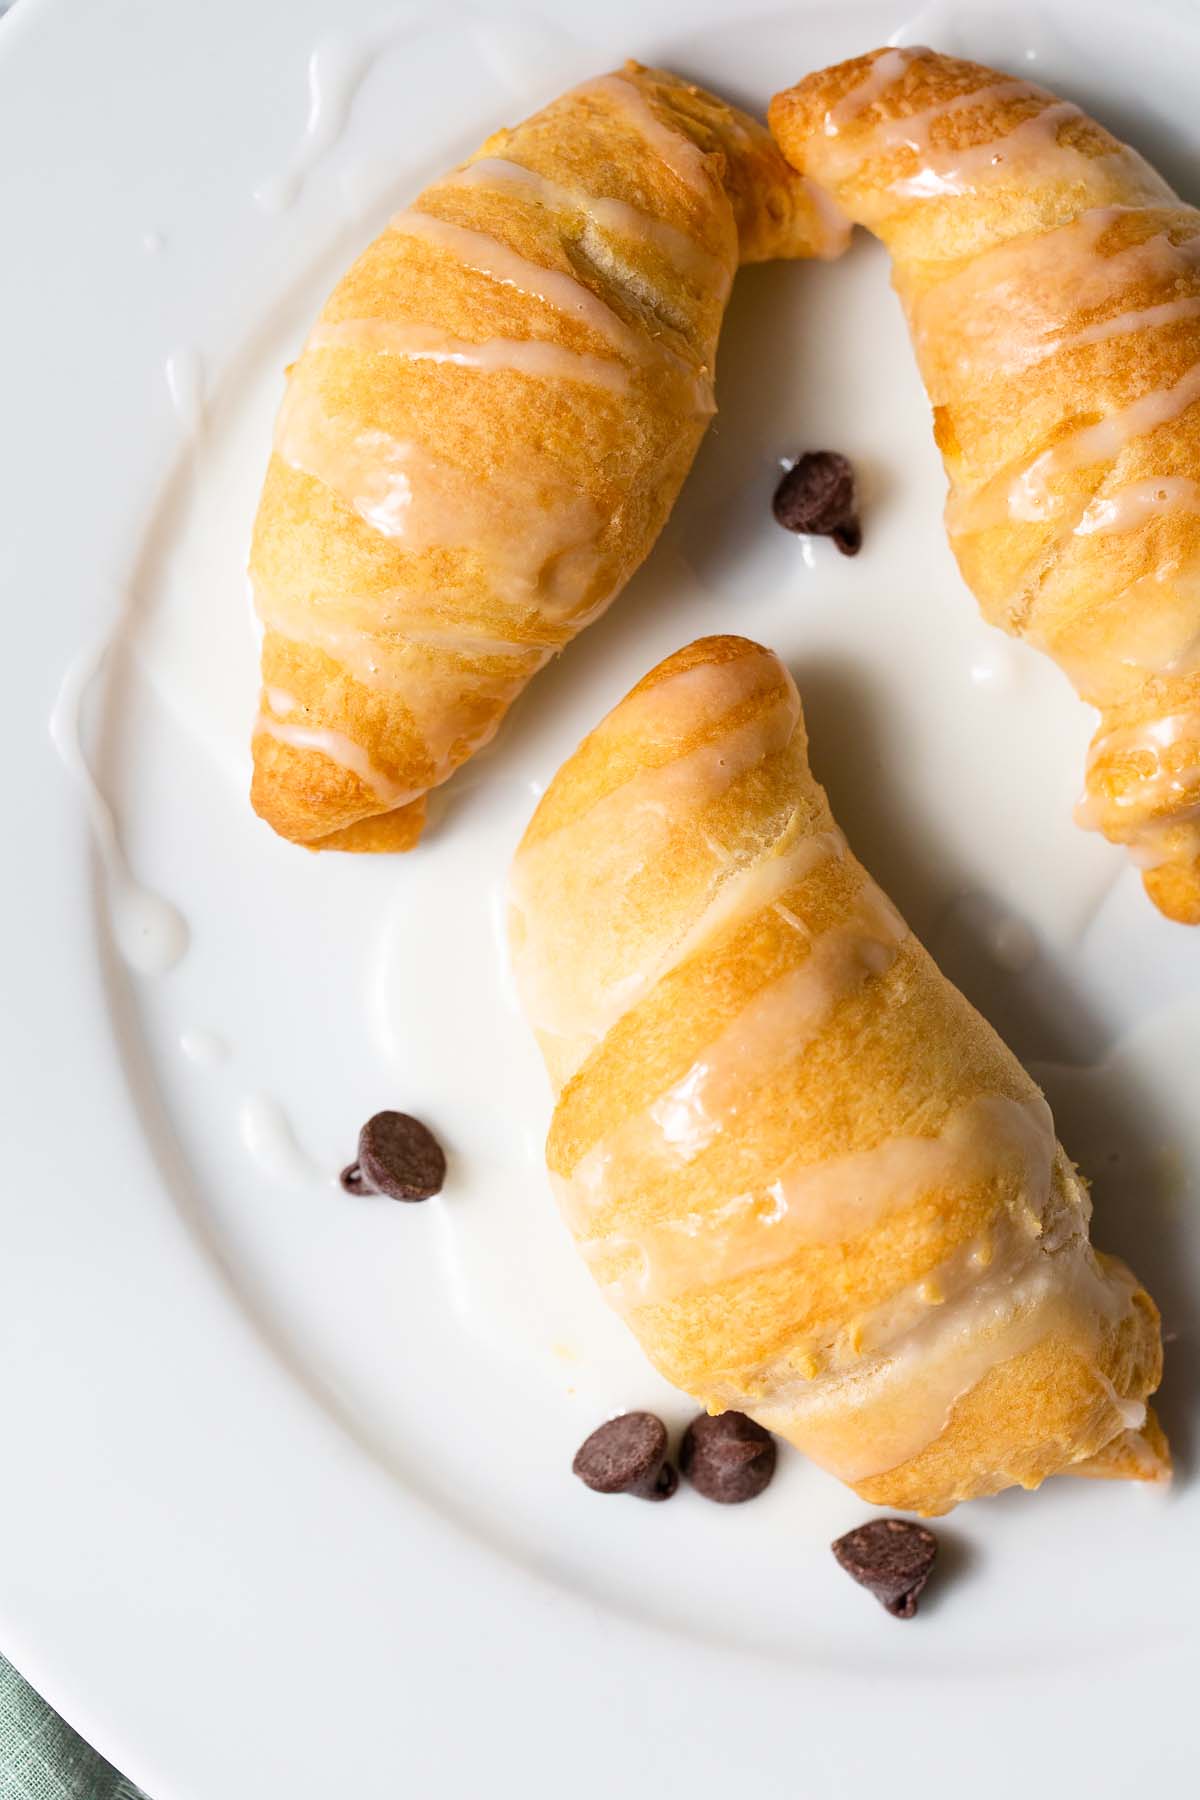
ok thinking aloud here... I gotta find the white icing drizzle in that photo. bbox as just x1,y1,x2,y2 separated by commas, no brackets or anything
576,73,713,195
1074,476,1200,537
444,156,728,286
307,317,632,392
736,1233,1137,1483
253,687,413,807
271,382,606,617
818,51,1157,204
1077,710,1200,866
386,208,713,409
822,47,918,137
947,358,1200,535
587,1093,1056,1310
889,95,1085,199
387,208,646,354
510,653,803,1063
555,877,910,1228
914,209,1200,378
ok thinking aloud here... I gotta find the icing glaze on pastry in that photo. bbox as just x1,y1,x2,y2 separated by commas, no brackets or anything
512,635,1167,1513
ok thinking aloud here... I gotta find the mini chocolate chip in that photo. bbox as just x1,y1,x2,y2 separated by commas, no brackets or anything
680,1411,776,1503
346,1111,446,1202
773,450,861,555
573,1412,677,1501
831,1518,938,1618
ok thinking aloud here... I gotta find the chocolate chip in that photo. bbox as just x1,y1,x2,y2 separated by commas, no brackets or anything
680,1410,776,1503
831,1518,938,1618
772,450,861,555
572,1412,677,1501
340,1111,446,1201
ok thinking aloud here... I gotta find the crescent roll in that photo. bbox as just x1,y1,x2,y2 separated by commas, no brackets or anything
248,63,847,851
510,636,1167,1514
770,48,1200,921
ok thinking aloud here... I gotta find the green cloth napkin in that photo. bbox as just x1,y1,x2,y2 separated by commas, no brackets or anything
0,1656,148,1800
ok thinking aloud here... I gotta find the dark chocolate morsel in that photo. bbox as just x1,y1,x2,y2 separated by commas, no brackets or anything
573,1412,677,1501
831,1518,938,1618
680,1411,776,1503
772,450,862,556
349,1111,446,1202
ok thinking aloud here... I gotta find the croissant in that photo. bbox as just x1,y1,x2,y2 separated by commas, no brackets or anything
247,63,846,851
509,635,1167,1514
770,48,1200,921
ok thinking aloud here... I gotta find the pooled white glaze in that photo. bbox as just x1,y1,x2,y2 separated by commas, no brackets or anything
165,348,205,435
253,23,414,213
238,1093,330,1185
576,73,713,195
49,646,189,977
179,1027,230,1068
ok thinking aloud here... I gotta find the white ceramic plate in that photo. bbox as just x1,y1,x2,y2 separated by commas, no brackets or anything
2,0,1198,1793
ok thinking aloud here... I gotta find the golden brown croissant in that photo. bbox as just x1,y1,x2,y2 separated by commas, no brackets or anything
510,635,1167,1514
770,48,1200,921
248,63,847,851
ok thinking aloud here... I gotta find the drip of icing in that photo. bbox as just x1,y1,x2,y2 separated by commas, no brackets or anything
165,348,204,434
49,646,189,977
386,208,713,409
252,17,421,212
586,1093,1055,1310
179,1028,230,1068
822,47,918,137
238,1094,329,1185
891,99,1087,199
443,157,728,286
253,687,414,807
1074,477,1200,537
387,209,649,355
947,359,1200,534
914,210,1200,379
555,877,910,1224
1077,710,1200,865
576,73,713,195
307,317,631,392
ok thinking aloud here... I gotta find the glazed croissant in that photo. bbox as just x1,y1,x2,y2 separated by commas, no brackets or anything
248,63,846,851
510,636,1167,1514
770,49,1200,921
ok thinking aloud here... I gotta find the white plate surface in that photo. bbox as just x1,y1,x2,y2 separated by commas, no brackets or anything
2,0,1198,1794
